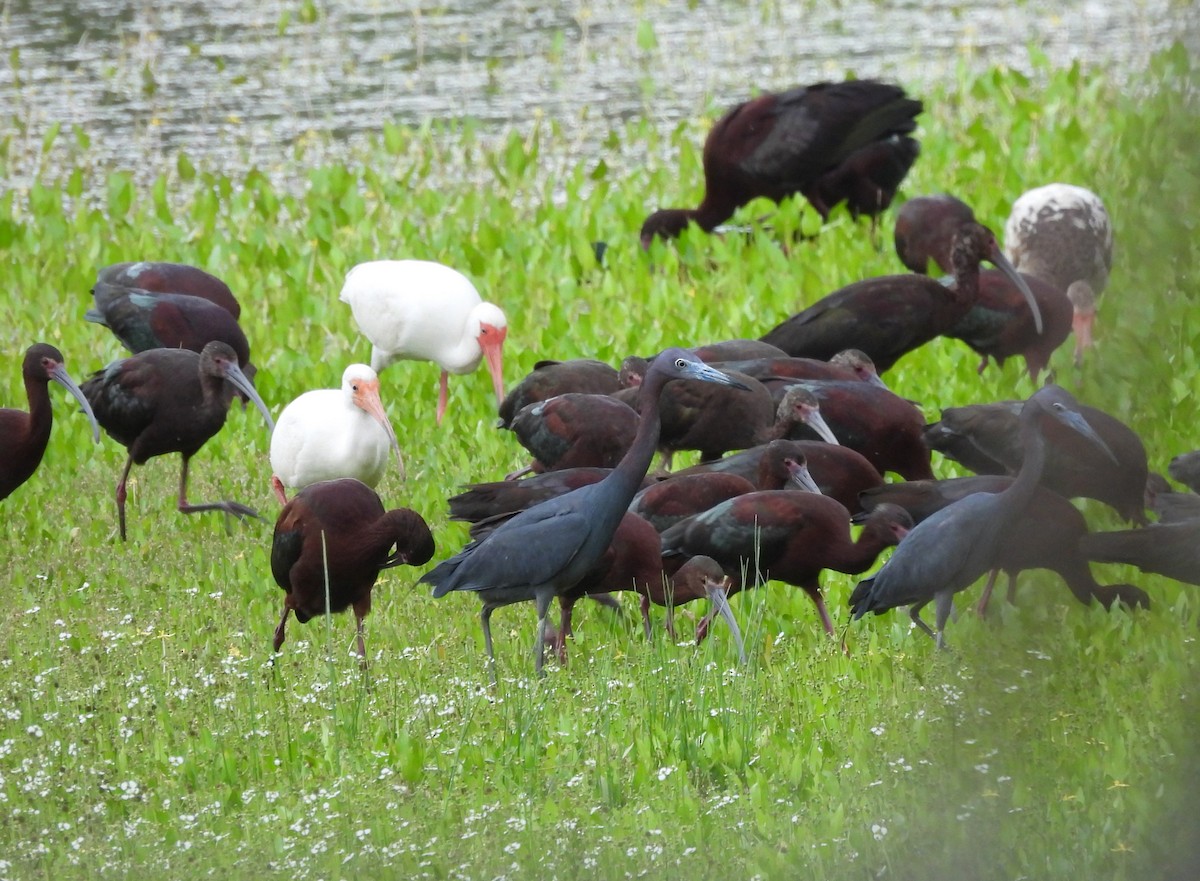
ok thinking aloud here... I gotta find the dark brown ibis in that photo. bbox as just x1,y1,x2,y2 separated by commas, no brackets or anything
1168,451,1200,493
497,359,620,429
893,194,978,275
923,398,1149,524
663,438,882,513
630,450,820,532
850,385,1117,649
945,269,1075,380
773,380,933,480
82,341,275,540
551,513,746,663
640,80,922,245
420,349,748,681
1144,472,1200,524
643,339,788,363
760,222,1041,371
616,361,839,469
506,393,640,477
1,344,101,501
859,477,1149,613
714,349,888,389
1081,521,1200,587
270,478,435,661
449,467,621,528
96,261,241,319
1005,184,1113,296
661,492,912,639
86,282,256,382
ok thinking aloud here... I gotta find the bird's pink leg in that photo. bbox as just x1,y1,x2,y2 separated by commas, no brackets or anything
639,594,653,640
436,370,450,425
695,611,712,644
1004,572,1019,605
271,475,289,506
353,599,370,667
555,597,576,665
811,589,835,637
116,456,135,541
976,569,1001,616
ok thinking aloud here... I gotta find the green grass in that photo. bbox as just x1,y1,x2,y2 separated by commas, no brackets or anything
1,45,1198,880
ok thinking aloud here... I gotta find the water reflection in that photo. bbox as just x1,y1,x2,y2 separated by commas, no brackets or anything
1,0,1194,181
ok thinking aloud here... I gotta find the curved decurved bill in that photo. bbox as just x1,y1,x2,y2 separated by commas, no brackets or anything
480,324,507,405
704,577,747,665
50,365,100,443
1055,409,1118,465
223,363,275,432
356,379,405,480
987,246,1043,335
804,408,840,446
787,460,823,494
1072,308,1096,368
681,361,751,391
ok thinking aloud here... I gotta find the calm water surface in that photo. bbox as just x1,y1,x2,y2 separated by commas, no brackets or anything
1,0,1196,184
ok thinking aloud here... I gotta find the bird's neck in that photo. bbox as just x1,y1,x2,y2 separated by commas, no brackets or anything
1004,409,1048,518
606,374,666,505
23,379,53,447
826,527,894,576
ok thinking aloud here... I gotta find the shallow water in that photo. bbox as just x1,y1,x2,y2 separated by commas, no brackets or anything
1,0,1195,183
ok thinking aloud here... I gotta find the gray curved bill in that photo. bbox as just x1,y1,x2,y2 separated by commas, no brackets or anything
805,409,840,445
788,461,823,494
223,362,275,432
683,361,751,391
988,246,1043,336
1057,409,1118,464
50,365,100,442
706,579,747,665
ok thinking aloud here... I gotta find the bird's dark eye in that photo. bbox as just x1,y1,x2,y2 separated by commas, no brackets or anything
352,384,359,392
674,358,687,369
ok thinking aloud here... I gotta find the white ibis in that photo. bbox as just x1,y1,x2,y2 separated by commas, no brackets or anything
1004,182,1111,369
269,364,403,505
338,260,507,425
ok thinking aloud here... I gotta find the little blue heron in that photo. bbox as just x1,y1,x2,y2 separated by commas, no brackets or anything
850,384,1117,649
420,348,747,680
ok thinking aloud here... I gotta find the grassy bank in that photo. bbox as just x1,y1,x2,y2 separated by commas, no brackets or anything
1,46,1198,880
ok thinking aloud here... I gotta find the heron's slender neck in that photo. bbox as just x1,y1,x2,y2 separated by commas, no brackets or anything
608,370,668,503
1001,404,1048,520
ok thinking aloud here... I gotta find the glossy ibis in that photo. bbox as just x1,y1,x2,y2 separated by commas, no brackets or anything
497,359,620,429
270,478,434,660
640,80,922,245
850,385,1116,649
859,477,1149,613
96,261,241,319
714,349,888,389
420,349,748,681
945,269,1075,380
630,451,820,532
551,514,746,663
1005,183,1113,296
82,341,275,540
893,194,978,274
760,222,1041,371
507,393,640,477
1,344,100,501
663,438,882,513
86,282,255,380
339,260,507,425
773,380,933,480
924,398,1148,524
449,467,616,527
661,492,911,639
269,364,402,505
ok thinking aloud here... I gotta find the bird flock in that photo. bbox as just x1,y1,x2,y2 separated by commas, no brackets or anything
5,78,1190,680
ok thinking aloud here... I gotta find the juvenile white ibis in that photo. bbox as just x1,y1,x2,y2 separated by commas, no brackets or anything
1,344,101,501
269,364,403,505
339,260,507,424
1004,184,1113,296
